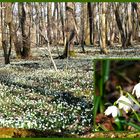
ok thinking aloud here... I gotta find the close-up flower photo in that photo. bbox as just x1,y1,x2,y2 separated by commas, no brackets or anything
94,60,140,134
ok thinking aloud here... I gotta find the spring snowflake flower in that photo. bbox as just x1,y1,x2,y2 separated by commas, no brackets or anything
105,106,120,117
132,83,140,98
116,95,133,113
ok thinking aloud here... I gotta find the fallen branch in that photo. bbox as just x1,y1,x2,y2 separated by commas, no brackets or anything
37,28,58,71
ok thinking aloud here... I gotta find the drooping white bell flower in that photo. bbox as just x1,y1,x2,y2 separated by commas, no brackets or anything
116,95,133,113
132,83,140,98
105,105,120,117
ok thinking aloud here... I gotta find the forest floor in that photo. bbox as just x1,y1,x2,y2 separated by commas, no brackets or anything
43,42,140,59
0,46,93,137
0,44,140,137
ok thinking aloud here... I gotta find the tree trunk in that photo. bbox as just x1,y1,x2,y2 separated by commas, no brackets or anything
92,3,97,47
1,2,13,64
108,3,115,47
115,4,126,47
132,3,137,41
59,3,65,44
80,3,85,52
59,3,76,59
126,3,132,46
47,3,52,44
115,4,132,48
100,3,108,54
132,3,140,41
87,3,93,45
15,3,31,59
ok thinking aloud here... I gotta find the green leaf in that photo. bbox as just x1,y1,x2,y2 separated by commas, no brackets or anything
102,60,110,83
93,96,101,131
120,119,140,131
114,117,123,130
127,92,140,108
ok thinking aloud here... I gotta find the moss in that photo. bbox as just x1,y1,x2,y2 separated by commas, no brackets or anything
69,51,77,57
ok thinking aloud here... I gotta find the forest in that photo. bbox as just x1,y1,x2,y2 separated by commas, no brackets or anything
0,2,140,65
0,2,139,138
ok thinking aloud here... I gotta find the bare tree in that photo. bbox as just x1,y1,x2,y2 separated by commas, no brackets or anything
115,3,133,48
80,3,85,52
12,3,31,59
132,2,140,41
47,3,52,44
100,3,108,54
58,3,76,59
87,2,93,45
1,2,12,64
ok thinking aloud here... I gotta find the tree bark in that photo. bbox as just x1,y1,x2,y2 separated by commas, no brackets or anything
87,3,93,45
15,3,31,59
47,3,52,44
132,3,140,41
59,3,65,44
115,4,132,48
59,3,76,59
100,3,108,54
92,3,97,47
1,2,13,64
115,4,126,47
80,3,85,52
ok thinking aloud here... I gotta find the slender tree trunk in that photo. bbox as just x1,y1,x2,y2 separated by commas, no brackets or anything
115,4,126,47
1,2,13,64
59,3,65,44
132,3,140,41
47,3,52,44
87,2,93,45
132,3,137,41
109,3,115,47
92,3,97,47
21,3,31,58
115,4,132,47
100,2,108,54
126,3,132,46
56,3,61,44
80,3,85,52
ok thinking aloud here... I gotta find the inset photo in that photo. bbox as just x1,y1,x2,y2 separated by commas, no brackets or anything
94,59,140,131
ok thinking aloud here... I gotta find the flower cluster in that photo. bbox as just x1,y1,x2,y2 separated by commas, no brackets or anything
0,59,93,134
105,83,140,118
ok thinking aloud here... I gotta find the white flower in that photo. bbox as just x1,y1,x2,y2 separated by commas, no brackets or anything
116,95,133,113
132,83,140,98
105,106,120,117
